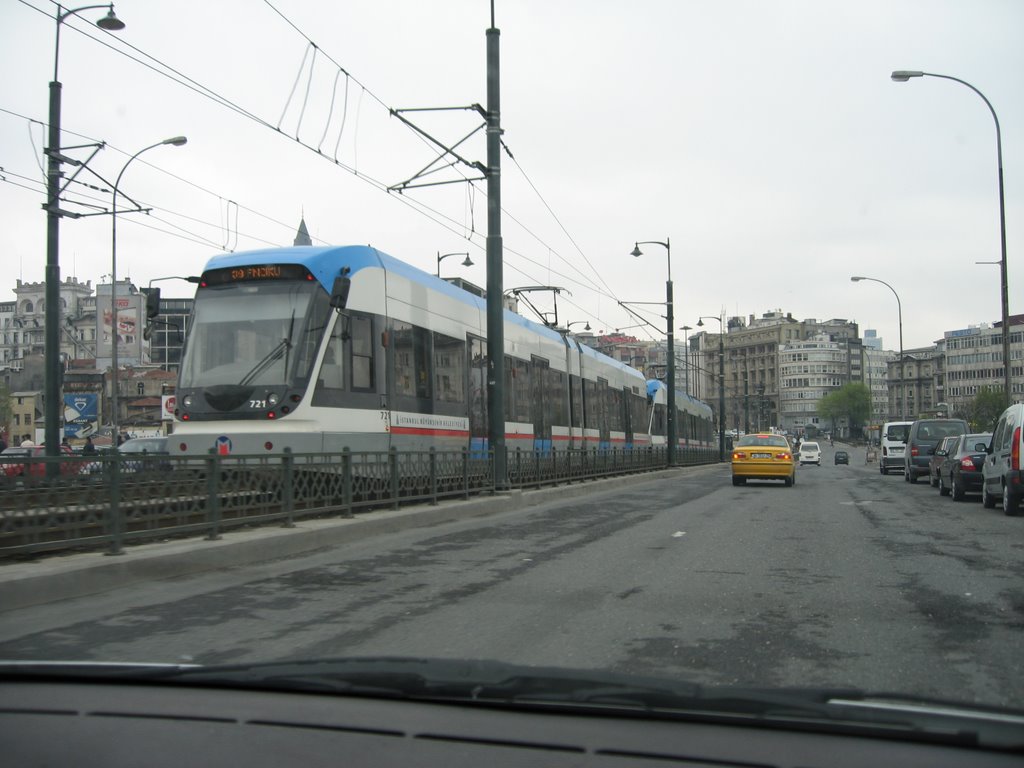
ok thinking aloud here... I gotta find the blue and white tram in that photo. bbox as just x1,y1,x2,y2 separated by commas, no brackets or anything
645,379,716,452
172,245,663,457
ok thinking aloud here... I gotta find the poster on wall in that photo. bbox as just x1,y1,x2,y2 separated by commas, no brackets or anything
96,293,143,363
63,393,99,439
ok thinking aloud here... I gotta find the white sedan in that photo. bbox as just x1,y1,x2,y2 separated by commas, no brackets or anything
799,441,821,465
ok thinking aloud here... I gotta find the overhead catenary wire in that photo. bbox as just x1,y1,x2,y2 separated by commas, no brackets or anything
19,0,642,335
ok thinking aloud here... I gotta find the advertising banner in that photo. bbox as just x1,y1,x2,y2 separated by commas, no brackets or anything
161,394,176,421
63,393,99,439
96,293,143,363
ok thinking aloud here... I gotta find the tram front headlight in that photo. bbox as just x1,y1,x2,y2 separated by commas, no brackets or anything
183,394,194,408
267,392,281,407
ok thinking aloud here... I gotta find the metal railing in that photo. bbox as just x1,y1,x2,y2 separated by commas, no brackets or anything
0,445,716,560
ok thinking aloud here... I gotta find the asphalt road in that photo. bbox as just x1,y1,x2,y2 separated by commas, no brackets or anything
1,443,1022,708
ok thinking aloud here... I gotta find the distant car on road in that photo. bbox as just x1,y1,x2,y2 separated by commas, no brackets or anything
731,433,796,487
834,450,849,465
799,441,821,466
938,433,992,501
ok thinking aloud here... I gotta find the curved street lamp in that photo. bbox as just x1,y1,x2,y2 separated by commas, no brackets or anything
852,276,904,420
44,3,126,459
437,251,473,277
110,136,187,442
891,70,1011,405
631,239,675,465
697,316,726,461
564,320,592,332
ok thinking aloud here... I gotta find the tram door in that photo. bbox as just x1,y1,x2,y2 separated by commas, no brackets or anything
468,335,488,457
530,356,552,454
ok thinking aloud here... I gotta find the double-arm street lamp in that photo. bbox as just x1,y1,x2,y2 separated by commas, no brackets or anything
891,70,1011,405
437,251,473,277
697,316,726,461
110,137,187,441
631,239,675,465
851,276,904,420
44,3,125,458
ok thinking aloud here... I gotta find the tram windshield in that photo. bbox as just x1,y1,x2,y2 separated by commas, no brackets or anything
179,279,330,391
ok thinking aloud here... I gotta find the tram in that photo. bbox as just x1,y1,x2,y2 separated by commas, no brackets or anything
171,245,714,457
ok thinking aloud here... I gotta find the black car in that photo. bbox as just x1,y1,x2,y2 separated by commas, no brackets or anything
938,433,992,500
904,418,969,484
834,450,849,465
928,435,962,488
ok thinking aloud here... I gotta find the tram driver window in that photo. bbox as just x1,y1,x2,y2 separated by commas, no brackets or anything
350,313,374,391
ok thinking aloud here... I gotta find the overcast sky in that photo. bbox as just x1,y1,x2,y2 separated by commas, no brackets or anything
2,0,1022,354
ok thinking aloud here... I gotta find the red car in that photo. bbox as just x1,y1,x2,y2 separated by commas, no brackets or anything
0,444,79,478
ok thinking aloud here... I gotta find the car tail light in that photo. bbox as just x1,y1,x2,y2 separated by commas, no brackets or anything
732,451,746,460
776,453,791,460
960,456,976,471
910,445,919,457
1012,426,1021,471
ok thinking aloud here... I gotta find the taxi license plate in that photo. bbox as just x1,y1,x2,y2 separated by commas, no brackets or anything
752,452,771,458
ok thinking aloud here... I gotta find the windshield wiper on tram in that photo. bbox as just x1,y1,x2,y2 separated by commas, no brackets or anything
238,310,296,387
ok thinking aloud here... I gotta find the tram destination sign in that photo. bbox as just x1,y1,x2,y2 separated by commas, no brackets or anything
201,264,313,286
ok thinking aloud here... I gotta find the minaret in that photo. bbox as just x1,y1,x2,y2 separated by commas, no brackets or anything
293,217,312,246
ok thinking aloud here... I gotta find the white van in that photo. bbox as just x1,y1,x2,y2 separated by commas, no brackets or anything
880,421,913,475
981,403,1023,515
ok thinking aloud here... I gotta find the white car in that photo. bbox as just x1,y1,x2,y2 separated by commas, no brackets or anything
799,441,821,466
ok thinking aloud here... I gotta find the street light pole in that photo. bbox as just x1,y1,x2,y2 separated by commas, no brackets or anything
110,137,187,442
697,316,726,461
891,70,1011,405
632,240,674,465
680,325,692,396
44,3,125,458
436,251,473,277
851,276,904,420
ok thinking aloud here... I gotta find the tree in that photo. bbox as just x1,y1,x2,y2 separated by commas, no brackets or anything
954,387,1005,432
817,383,872,436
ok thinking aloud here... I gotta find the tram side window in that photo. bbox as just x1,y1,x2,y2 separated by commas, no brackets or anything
569,375,583,428
653,403,666,436
433,332,465,404
608,388,622,433
583,379,598,428
513,358,531,423
502,356,531,423
631,392,646,436
350,313,375,391
548,369,568,427
393,322,431,399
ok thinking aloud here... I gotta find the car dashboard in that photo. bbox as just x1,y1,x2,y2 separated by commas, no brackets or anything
1,678,1020,767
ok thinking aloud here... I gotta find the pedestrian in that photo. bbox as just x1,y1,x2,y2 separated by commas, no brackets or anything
82,436,97,456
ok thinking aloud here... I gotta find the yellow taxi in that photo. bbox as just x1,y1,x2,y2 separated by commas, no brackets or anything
731,433,796,487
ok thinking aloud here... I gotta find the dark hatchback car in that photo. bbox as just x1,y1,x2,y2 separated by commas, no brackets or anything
905,418,969,484
928,435,962,487
938,433,992,501
834,450,849,465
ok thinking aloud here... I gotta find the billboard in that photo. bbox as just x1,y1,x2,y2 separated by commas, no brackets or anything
63,393,99,439
96,293,143,363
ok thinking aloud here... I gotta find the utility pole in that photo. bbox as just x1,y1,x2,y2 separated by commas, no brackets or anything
485,4,506,488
